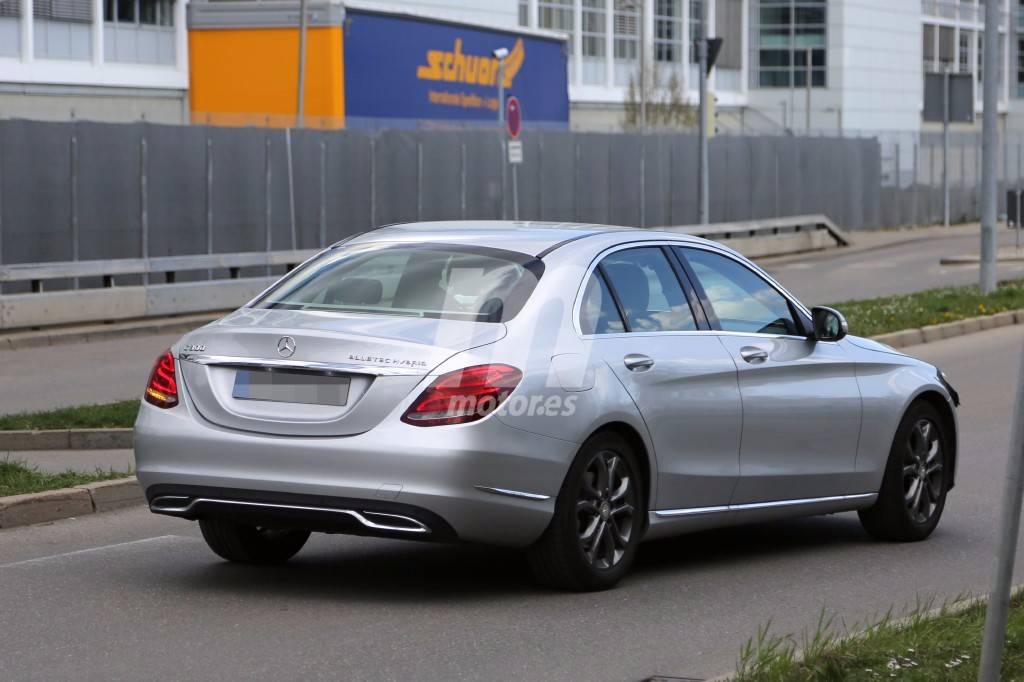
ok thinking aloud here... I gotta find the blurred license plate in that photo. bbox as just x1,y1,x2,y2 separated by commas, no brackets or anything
232,370,350,406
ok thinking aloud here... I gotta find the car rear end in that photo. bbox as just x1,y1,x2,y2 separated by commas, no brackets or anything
133,238,577,547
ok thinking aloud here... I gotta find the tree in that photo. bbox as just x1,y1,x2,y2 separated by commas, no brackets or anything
622,64,699,131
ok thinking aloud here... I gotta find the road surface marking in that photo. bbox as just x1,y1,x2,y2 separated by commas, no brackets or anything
0,535,195,568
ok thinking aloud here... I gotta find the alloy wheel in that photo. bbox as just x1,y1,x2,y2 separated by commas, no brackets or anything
902,418,944,524
576,449,637,570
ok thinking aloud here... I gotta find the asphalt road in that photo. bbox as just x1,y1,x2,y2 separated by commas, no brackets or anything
762,225,1024,305
1,325,1022,681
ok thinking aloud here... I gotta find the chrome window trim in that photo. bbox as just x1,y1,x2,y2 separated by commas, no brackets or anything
179,353,425,377
474,486,551,501
654,492,876,517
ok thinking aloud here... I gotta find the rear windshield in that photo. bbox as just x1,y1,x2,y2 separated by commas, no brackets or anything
252,242,544,323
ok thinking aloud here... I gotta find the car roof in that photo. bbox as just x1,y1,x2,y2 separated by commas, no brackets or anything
342,221,717,257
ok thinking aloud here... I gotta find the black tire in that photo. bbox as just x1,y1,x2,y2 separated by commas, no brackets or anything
198,519,311,564
527,432,645,591
858,402,950,542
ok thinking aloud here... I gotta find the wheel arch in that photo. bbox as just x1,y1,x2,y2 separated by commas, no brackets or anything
911,390,959,490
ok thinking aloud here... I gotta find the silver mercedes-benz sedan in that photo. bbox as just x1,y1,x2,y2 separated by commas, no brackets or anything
134,222,959,591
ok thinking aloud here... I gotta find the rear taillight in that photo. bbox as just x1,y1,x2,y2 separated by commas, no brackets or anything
401,364,522,427
144,349,179,409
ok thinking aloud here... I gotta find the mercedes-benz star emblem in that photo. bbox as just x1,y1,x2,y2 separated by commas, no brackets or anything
277,336,296,358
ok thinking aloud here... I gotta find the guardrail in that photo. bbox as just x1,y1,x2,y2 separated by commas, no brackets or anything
0,250,320,291
661,214,850,258
0,216,849,332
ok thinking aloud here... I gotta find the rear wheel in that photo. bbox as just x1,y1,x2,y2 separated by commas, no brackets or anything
858,402,950,542
199,519,311,564
527,432,645,591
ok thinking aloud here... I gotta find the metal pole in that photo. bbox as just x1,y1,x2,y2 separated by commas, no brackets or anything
1016,190,1021,250
498,57,507,220
574,140,580,222
979,338,1024,680
70,135,79,290
698,34,709,224
264,137,272,273
296,0,309,128
417,140,423,221
805,46,812,132
895,141,902,225
639,0,646,132
370,137,377,228
319,139,326,248
639,138,645,227
912,140,919,226
512,163,519,220
140,137,148,283
460,140,467,220
943,68,950,227
286,128,297,249
979,0,999,293
205,137,213,278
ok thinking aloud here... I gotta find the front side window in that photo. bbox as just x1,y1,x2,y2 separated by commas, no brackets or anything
254,244,543,323
680,248,800,335
598,247,697,333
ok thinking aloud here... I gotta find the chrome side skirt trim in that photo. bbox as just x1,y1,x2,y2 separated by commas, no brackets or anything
150,496,431,533
179,353,425,377
654,493,876,518
474,486,551,501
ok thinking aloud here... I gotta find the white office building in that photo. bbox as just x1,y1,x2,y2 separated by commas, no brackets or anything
0,0,189,123
510,0,1017,136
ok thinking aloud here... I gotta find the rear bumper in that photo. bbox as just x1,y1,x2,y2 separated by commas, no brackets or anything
133,399,578,547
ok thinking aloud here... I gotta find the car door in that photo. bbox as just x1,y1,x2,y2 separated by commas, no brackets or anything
579,245,743,511
674,246,863,505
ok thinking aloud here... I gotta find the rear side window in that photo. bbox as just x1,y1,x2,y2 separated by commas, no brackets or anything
580,272,626,335
253,243,543,323
596,247,697,333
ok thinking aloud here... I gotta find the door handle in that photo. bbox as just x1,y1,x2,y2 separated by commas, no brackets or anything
739,347,769,364
623,354,655,371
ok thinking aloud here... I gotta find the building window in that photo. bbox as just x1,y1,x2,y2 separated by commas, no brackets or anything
654,0,682,63
105,0,173,26
960,30,972,73
538,0,574,51
519,0,528,26
0,0,21,17
755,0,826,88
35,0,92,24
614,0,638,61
582,0,606,57
689,0,703,61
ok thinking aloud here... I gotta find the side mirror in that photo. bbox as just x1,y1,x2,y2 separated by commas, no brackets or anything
811,306,848,342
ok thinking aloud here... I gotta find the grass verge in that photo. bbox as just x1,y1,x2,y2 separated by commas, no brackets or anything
730,594,1024,681
0,399,139,431
827,278,1024,338
0,458,133,497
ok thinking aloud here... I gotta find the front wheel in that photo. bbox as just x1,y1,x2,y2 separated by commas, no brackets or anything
858,402,950,542
199,519,311,564
527,432,645,591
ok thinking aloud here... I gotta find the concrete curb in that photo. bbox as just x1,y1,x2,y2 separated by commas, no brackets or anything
0,476,142,528
0,312,223,352
870,309,1023,349
0,428,132,451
